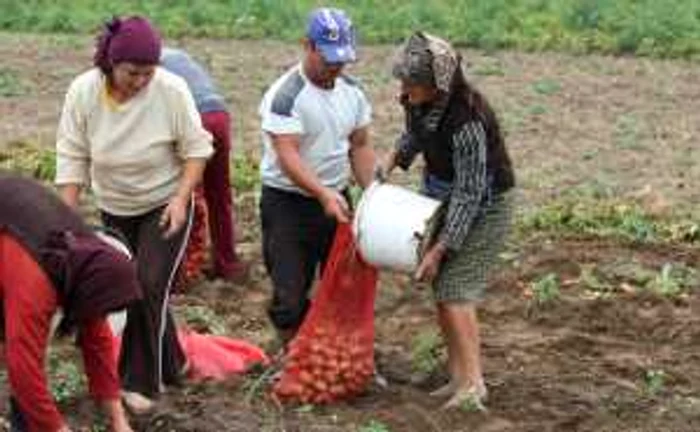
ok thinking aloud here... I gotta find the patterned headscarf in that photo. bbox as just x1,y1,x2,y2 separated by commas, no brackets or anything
392,31,459,93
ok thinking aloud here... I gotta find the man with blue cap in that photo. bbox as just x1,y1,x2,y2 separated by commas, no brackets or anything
258,7,376,345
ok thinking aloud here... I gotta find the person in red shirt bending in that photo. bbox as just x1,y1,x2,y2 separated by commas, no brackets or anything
0,174,140,432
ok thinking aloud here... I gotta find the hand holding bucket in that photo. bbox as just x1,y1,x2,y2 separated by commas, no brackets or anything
352,181,441,272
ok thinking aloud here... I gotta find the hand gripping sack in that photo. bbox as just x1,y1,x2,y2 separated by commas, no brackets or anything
272,223,378,404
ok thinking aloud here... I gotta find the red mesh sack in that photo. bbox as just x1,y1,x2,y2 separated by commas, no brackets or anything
178,330,269,380
272,223,378,404
177,188,209,291
113,330,269,381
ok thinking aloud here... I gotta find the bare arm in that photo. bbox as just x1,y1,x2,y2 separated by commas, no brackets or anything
348,126,376,188
270,133,350,223
78,318,133,431
175,158,207,202
271,133,328,199
160,158,208,238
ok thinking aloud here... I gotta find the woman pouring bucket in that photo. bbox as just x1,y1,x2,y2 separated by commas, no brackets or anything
355,32,515,409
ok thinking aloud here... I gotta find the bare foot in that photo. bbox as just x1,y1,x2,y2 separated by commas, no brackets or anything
121,391,155,415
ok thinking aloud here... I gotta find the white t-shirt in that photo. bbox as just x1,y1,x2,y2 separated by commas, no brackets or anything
259,64,372,194
55,68,213,216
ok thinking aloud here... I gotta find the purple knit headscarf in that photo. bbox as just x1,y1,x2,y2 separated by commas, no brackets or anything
94,16,162,73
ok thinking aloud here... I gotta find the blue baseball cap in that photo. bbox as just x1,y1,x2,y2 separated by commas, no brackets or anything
306,8,357,64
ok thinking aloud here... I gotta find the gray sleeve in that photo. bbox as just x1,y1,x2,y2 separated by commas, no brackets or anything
439,122,488,252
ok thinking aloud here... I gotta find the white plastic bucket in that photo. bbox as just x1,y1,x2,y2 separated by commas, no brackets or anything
353,182,441,272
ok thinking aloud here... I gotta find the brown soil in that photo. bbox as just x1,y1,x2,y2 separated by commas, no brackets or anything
51,238,700,432
0,33,699,431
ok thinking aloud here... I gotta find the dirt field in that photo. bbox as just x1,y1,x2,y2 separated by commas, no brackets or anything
0,33,699,431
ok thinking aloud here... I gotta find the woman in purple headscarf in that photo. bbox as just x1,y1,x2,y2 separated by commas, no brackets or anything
55,16,213,413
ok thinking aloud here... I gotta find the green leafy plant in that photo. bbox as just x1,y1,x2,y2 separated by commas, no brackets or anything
579,264,615,297
410,330,443,375
517,198,698,245
668,222,700,243
600,259,656,288
594,260,697,298
458,393,487,412
358,420,391,432
177,304,227,335
35,148,57,181
231,154,259,192
530,273,561,304
87,421,108,432
531,79,562,95
646,263,698,298
0,68,27,97
643,369,666,396
296,404,315,413
0,143,56,181
48,352,84,403
0,0,698,58
241,363,278,404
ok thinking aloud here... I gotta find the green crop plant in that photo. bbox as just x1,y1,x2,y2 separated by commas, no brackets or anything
530,272,561,305
359,420,391,432
411,330,443,375
0,1,699,58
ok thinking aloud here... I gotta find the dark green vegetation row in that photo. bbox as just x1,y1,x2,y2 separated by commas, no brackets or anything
2,0,700,58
